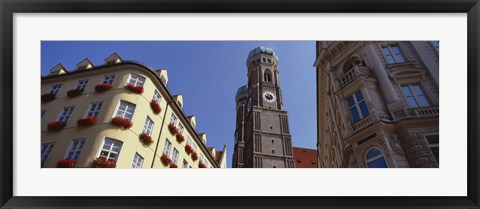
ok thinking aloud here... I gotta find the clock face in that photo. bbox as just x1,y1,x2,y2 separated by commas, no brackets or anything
263,91,276,103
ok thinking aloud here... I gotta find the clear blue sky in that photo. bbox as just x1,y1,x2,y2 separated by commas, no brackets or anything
41,41,317,168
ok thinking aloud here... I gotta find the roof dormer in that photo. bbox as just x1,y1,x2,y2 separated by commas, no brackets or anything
187,115,196,130
76,58,94,70
47,63,68,76
173,94,183,109
104,52,123,65
198,133,207,145
154,69,169,85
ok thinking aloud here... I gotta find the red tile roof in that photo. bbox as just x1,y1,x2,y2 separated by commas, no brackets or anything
293,147,318,168
215,151,223,164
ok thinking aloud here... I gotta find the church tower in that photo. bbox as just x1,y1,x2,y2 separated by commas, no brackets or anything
232,46,295,168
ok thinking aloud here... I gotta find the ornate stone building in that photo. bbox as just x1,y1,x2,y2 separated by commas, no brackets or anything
314,41,439,168
232,46,295,168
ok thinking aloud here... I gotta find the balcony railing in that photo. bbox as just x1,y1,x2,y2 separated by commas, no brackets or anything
352,114,375,132
336,66,371,89
408,106,439,118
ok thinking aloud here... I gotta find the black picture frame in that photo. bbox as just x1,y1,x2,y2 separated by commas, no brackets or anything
1,0,479,208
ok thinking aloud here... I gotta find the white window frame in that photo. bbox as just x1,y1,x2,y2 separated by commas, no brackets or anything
425,134,439,163
170,113,178,125
128,73,146,87
172,148,179,165
142,116,154,136
192,143,198,152
182,159,189,168
153,90,162,104
347,90,369,122
365,148,389,168
58,106,75,123
381,44,406,64
49,84,62,94
76,79,89,90
178,123,184,134
64,138,86,160
41,142,55,166
97,137,123,161
102,74,115,84
401,84,431,108
86,102,103,117
163,139,172,156
132,152,144,168
113,100,136,121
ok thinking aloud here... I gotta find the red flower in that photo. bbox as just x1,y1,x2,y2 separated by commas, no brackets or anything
77,116,97,127
185,144,193,154
125,84,144,94
92,157,116,168
160,154,172,166
139,133,154,146
67,89,83,97
169,164,178,168
41,93,56,103
191,152,198,161
56,159,76,168
199,162,207,168
150,100,162,114
176,134,185,143
168,123,178,135
111,117,133,130
95,84,113,92
47,121,66,131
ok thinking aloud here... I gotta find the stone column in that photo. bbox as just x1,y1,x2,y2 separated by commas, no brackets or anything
366,43,399,104
411,41,439,85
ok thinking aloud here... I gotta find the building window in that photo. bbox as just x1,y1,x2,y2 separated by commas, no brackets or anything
102,74,115,85
264,70,272,82
365,148,388,168
182,159,189,168
65,138,86,160
86,102,103,117
172,148,179,165
163,139,172,156
41,110,46,119
58,106,75,123
193,143,198,152
267,59,271,63
170,113,178,125
49,84,62,94
262,58,266,62
187,136,192,146
426,134,439,163
178,123,184,134
76,79,89,90
153,90,162,104
115,101,136,121
132,152,144,168
142,116,154,135
381,45,406,64
431,41,439,52
347,90,369,122
128,74,146,87
99,138,123,161
401,84,430,108
41,142,55,166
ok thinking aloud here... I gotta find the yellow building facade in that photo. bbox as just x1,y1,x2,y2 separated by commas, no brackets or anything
41,53,227,168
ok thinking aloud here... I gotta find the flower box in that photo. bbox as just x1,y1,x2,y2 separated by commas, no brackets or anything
92,157,116,168
199,162,207,168
67,88,84,97
77,116,97,127
191,152,198,161
95,84,113,92
111,117,133,130
150,100,162,114
176,134,185,143
168,123,178,135
185,144,193,154
169,164,178,168
139,132,154,147
41,93,56,103
56,159,76,168
47,121,66,131
125,84,144,94
160,154,172,166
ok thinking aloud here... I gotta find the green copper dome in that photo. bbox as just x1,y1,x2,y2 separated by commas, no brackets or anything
236,85,248,97
246,46,279,65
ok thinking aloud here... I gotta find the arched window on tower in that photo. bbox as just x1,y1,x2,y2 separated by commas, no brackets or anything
264,69,272,82
365,148,388,168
